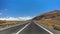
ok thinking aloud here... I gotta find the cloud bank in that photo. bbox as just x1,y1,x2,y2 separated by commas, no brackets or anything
0,16,33,21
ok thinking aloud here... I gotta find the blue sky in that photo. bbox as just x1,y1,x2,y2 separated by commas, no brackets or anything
0,0,60,17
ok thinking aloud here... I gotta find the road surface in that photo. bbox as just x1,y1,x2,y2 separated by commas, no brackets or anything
0,22,60,34
16,22,52,34
0,23,28,34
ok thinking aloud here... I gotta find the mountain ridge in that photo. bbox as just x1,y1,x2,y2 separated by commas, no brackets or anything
33,10,60,31
33,10,60,20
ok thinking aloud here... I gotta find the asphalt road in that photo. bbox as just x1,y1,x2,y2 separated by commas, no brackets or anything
18,23,50,34
0,23,28,34
0,22,59,34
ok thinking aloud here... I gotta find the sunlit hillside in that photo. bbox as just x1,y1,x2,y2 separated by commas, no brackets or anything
33,10,60,31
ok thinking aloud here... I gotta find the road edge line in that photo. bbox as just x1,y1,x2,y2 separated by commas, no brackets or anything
15,23,30,34
34,22,54,34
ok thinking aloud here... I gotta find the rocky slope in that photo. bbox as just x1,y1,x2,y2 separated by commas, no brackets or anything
33,10,60,31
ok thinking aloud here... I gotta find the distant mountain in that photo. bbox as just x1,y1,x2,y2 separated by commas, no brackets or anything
33,10,60,31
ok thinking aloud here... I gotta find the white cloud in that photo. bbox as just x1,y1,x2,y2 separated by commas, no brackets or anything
0,9,34,21
0,16,33,21
5,9,8,11
18,16,33,20
0,13,2,15
0,9,8,15
0,9,7,11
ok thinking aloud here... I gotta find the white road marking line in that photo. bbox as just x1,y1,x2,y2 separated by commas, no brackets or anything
34,23,54,34
15,23,30,34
